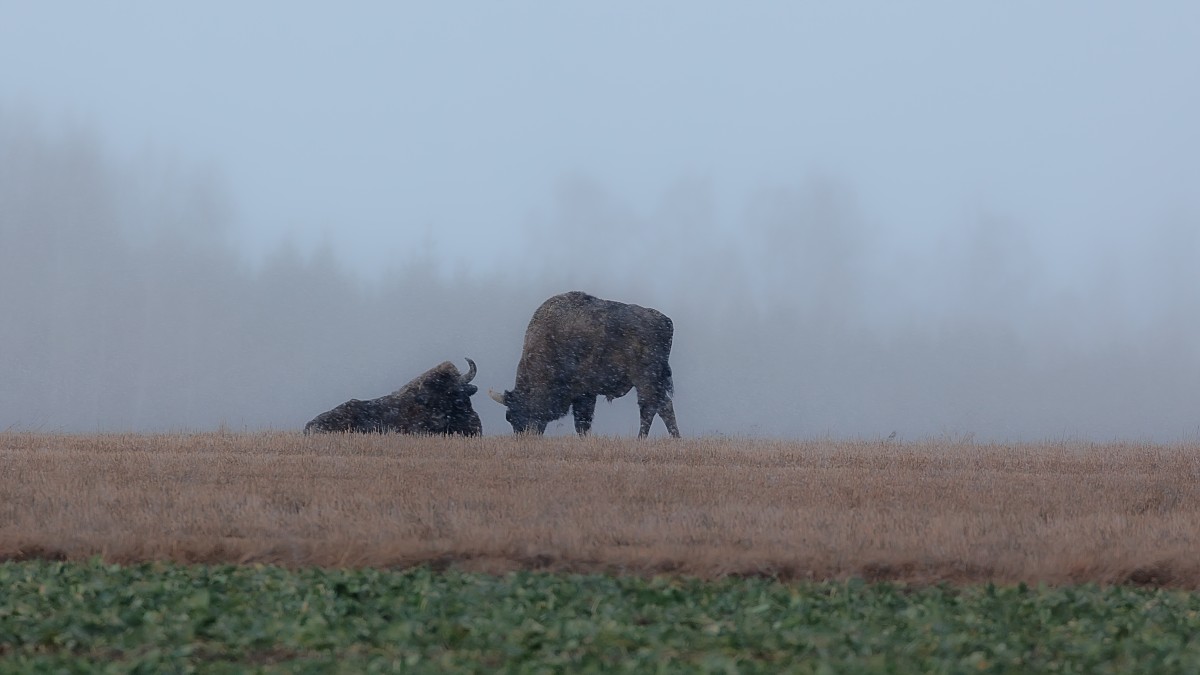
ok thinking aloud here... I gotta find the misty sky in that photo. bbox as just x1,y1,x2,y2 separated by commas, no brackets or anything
5,3,1197,276
3,3,1200,440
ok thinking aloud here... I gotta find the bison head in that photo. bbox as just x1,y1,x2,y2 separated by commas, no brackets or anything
488,389,550,434
424,358,479,435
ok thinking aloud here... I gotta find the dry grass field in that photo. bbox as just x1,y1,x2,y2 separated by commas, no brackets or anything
2,432,1199,587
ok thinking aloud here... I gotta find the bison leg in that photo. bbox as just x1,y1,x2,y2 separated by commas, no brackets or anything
571,395,596,436
637,405,655,437
636,390,659,437
658,398,681,438
637,389,680,438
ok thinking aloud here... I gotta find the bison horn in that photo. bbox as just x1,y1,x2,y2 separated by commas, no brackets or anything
462,358,477,384
488,389,507,406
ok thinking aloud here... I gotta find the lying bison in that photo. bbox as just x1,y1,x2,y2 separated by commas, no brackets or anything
305,358,481,435
490,291,680,437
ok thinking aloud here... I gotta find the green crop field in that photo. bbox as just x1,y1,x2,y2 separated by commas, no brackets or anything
3,560,1200,673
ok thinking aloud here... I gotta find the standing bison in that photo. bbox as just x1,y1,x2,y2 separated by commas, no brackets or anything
490,291,680,437
304,359,482,435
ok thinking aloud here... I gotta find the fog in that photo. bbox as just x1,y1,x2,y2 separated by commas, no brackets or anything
3,114,1198,441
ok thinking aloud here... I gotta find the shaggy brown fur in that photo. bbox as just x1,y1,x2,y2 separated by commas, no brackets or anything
305,359,481,435
492,292,680,437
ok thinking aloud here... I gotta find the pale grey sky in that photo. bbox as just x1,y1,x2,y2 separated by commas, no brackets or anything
4,2,1196,279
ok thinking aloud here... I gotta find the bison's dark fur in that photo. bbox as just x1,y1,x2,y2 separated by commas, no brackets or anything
304,359,482,435
491,291,680,437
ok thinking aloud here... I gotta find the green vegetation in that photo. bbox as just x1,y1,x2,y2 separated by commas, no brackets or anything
3,560,1200,673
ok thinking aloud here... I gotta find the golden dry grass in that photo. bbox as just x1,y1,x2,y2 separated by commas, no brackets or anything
2,432,1200,586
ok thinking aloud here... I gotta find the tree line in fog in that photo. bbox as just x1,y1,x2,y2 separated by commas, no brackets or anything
2,113,1198,440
